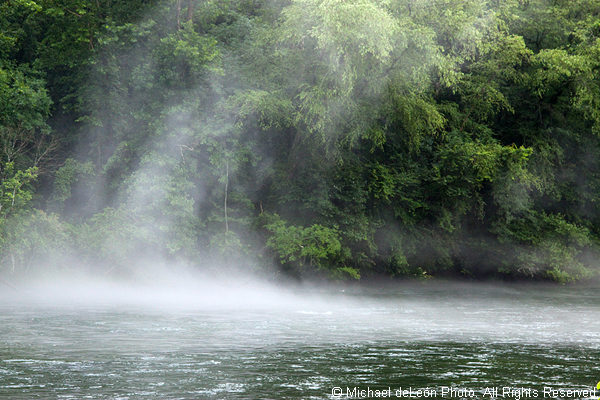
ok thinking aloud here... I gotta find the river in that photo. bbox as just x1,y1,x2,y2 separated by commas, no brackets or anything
0,280,598,399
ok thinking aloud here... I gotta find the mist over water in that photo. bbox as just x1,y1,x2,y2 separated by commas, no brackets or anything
2,276,599,345
1,277,599,399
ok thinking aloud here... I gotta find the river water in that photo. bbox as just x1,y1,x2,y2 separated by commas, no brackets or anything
0,280,598,399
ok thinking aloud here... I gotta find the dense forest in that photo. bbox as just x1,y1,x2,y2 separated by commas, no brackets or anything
1,0,600,282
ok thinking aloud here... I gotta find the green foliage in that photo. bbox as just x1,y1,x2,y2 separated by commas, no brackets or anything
0,162,37,218
155,22,220,88
50,158,95,212
0,210,71,273
2,0,600,283
0,63,50,131
228,89,294,130
494,212,592,282
264,213,357,279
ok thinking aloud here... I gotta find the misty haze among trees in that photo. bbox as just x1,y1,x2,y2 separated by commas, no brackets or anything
1,0,600,283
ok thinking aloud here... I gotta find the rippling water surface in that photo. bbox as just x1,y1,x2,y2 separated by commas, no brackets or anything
0,280,598,399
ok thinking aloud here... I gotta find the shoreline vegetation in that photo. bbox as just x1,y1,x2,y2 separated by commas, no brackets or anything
2,0,600,283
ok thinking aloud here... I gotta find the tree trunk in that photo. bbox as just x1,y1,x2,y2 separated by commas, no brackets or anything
224,160,229,233
186,0,194,23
